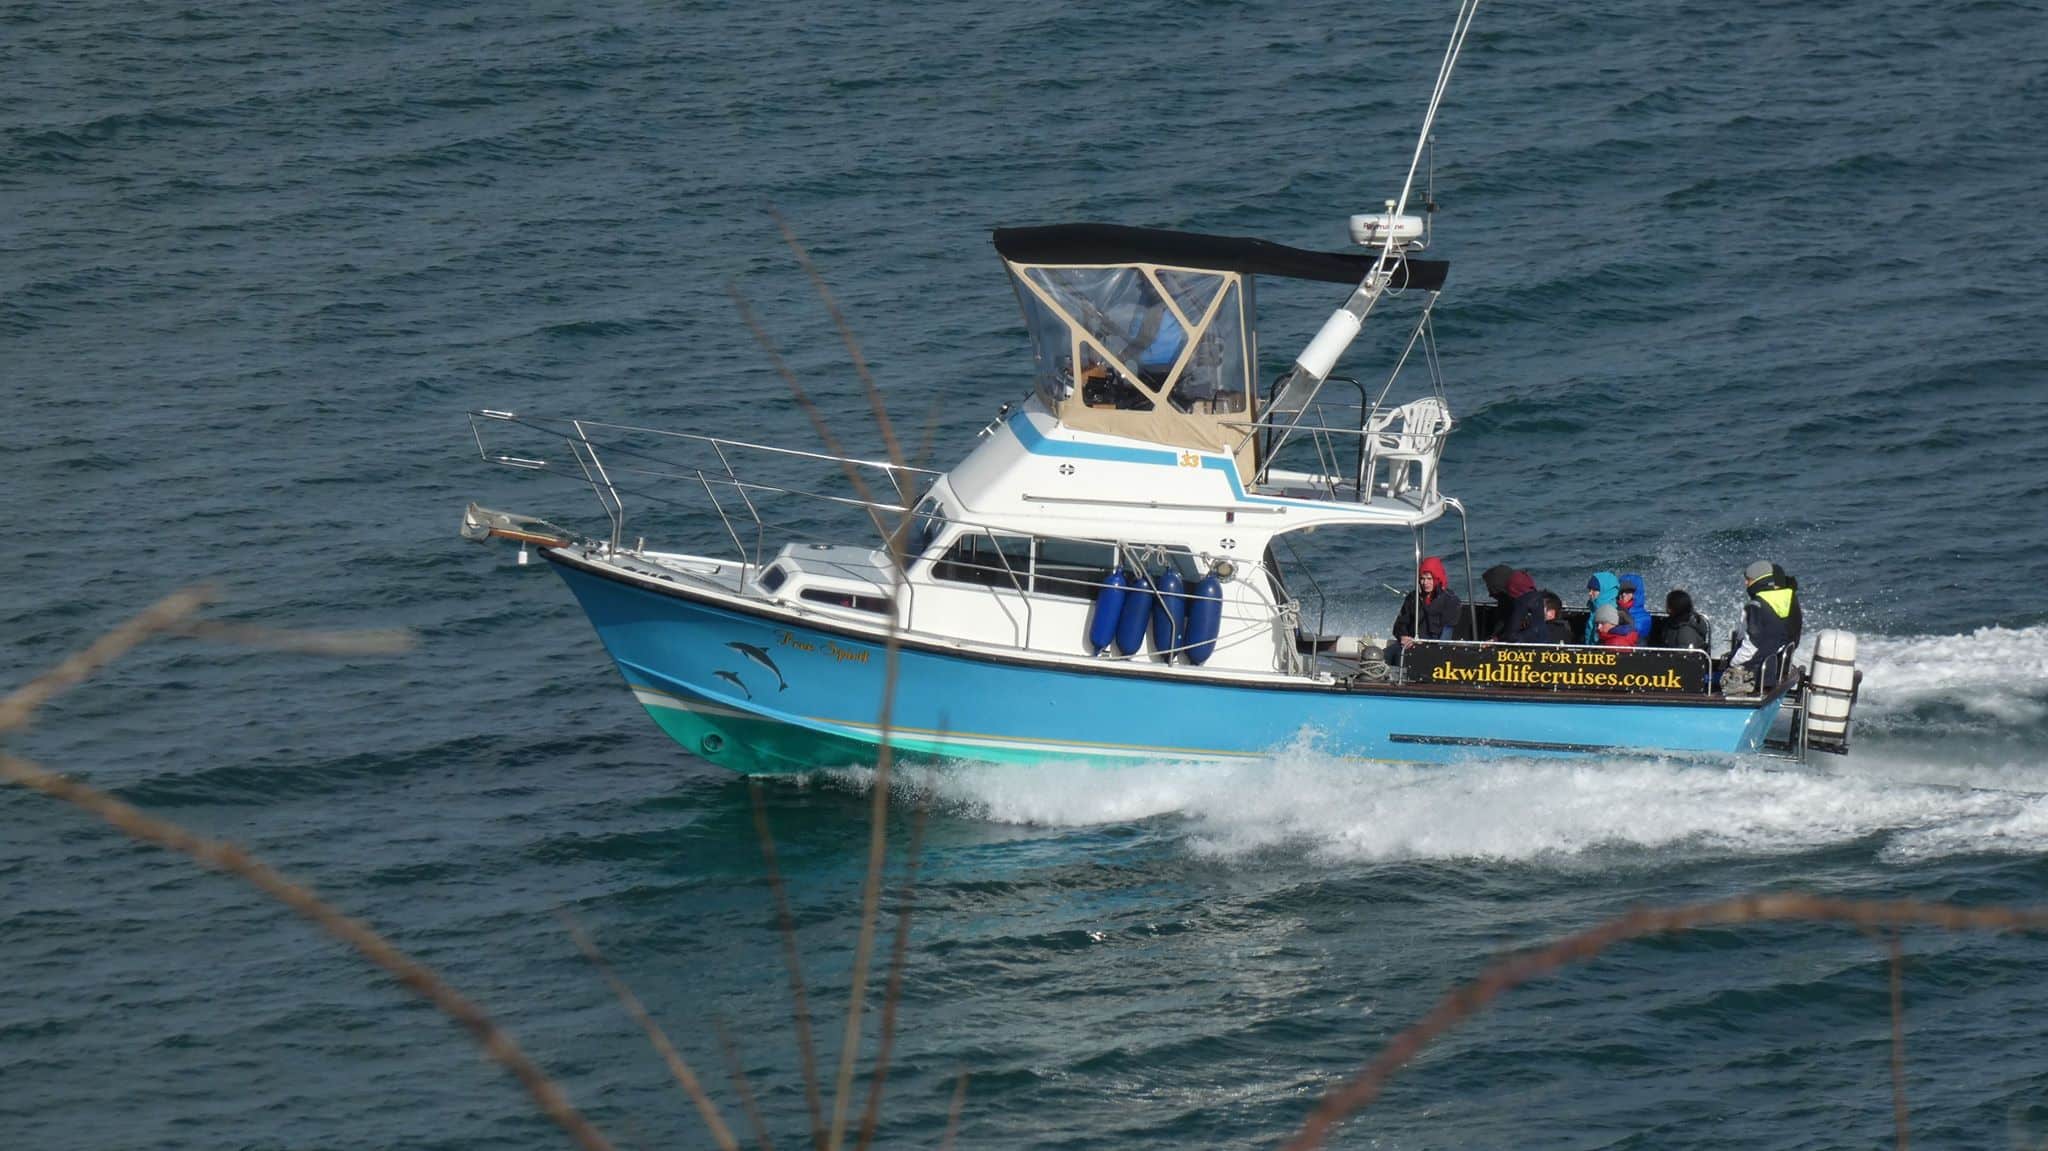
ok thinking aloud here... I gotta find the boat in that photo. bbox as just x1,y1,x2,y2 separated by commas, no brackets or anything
458,1,1862,774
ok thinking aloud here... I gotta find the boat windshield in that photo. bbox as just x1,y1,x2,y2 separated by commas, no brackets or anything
1006,259,1254,466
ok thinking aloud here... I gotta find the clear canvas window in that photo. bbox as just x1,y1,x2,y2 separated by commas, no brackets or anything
1168,279,1248,414
1026,267,1186,387
1012,276,1078,410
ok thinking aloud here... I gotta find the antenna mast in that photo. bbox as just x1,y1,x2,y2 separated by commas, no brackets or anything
1264,0,1481,460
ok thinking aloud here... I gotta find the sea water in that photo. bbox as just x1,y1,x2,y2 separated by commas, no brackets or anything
5,1,2048,1147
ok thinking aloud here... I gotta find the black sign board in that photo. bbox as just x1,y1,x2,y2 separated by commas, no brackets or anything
1403,641,1710,696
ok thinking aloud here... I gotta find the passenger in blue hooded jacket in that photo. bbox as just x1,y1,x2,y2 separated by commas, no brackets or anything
1584,571,1639,646
1619,573,1654,642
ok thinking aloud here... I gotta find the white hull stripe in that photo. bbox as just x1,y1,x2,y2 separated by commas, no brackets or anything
629,687,1258,763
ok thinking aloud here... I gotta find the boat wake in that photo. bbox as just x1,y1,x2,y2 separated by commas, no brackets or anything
1856,623,2048,730
833,626,2048,865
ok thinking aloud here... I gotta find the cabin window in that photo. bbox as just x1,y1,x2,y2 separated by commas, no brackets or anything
901,497,945,559
933,531,1032,590
1011,277,1077,411
1078,344,1153,411
1167,279,1249,415
1033,538,1117,601
1154,268,1222,324
1123,544,1203,584
759,565,789,594
1026,267,1187,389
800,588,890,614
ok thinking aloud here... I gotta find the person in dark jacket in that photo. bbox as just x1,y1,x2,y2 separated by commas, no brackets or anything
1480,563,1547,644
1541,590,1571,644
1725,561,1802,693
1619,573,1654,642
1385,555,1462,668
1660,588,1712,654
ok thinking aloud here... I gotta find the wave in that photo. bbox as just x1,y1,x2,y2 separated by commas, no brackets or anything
815,627,2048,866
860,751,2048,866
1856,624,2048,728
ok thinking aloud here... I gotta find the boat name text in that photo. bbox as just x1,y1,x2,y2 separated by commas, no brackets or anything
778,630,872,665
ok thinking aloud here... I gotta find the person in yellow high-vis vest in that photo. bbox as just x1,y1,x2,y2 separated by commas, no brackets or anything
1724,561,1803,694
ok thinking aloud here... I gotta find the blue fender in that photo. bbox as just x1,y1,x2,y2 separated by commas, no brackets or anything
1114,569,1154,656
1151,567,1186,663
1185,574,1224,665
1087,570,1128,653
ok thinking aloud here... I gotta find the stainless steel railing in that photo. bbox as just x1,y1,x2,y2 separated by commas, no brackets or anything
469,409,943,580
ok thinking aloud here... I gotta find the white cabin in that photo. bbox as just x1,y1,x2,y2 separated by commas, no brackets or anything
740,225,1459,675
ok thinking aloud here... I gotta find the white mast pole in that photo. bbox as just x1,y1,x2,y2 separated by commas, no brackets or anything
1274,0,1482,417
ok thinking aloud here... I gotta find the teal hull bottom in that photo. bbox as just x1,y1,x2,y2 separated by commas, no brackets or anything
628,686,1147,772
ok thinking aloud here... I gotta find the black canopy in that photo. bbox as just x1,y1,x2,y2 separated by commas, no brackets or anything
993,223,1448,291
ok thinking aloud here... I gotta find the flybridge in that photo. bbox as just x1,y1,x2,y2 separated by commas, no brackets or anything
994,222,1453,489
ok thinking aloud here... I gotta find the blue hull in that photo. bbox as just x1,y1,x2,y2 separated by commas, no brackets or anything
551,557,1784,772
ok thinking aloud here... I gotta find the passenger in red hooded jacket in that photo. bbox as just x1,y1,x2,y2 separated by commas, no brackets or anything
1386,555,1461,668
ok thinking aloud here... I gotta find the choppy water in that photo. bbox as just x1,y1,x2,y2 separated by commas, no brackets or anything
6,0,2048,1147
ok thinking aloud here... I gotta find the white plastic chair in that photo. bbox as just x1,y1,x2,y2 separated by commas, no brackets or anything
1363,396,1453,502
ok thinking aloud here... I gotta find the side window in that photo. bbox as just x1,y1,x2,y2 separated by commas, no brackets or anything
933,531,1032,590
900,497,944,560
1033,538,1116,600
800,588,889,614
1124,544,1202,583
1078,345,1155,411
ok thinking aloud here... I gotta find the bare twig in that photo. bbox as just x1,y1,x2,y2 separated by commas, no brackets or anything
727,282,891,546
824,493,914,1151
855,802,930,1151
171,620,415,656
0,750,615,1151
744,220,918,1151
751,782,827,1151
561,915,739,1151
714,1018,776,1151
1888,933,1909,1151
770,207,906,474
914,395,946,472
0,587,212,734
940,1072,969,1151
827,635,901,1151
1285,893,2048,1151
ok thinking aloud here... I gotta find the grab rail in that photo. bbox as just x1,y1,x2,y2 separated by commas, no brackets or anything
469,409,943,580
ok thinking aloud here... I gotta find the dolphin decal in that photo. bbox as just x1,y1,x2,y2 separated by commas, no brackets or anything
713,669,752,700
725,641,788,691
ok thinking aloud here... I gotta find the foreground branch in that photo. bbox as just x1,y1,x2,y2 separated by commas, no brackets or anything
564,917,738,1151
0,588,212,733
1285,893,2048,1151
0,751,615,1151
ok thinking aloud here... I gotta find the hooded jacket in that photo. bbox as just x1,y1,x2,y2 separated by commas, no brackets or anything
1392,555,1462,643
1593,604,1639,647
1583,571,1640,646
1730,564,1802,685
1661,609,1712,653
1620,573,1654,641
1482,563,1547,644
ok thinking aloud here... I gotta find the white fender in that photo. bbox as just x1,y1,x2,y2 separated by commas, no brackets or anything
1805,629,1858,744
